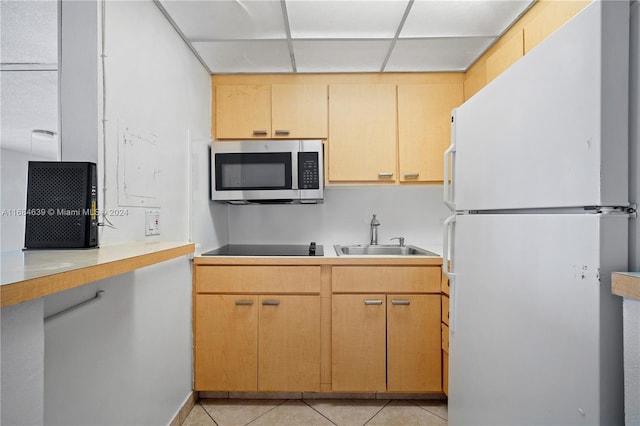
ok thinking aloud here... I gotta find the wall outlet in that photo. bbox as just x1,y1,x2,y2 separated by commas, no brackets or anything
145,209,160,236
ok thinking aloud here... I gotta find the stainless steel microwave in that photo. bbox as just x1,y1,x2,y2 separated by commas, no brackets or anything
211,140,324,204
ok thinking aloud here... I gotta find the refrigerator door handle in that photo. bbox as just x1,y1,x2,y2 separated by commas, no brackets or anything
443,110,457,211
443,214,456,332
442,214,456,280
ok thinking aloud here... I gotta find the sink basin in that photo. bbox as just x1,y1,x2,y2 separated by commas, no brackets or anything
334,244,438,256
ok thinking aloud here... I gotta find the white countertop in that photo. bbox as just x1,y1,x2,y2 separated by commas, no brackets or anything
1,242,195,307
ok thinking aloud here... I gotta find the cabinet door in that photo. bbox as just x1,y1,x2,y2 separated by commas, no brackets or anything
258,295,321,391
272,84,328,139
331,294,386,391
387,295,442,392
398,84,463,182
486,31,524,83
328,84,397,182
194,295,258,391
215,85,271,139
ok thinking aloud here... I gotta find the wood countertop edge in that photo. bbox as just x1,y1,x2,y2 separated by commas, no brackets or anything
612,272,640,301
193,256,443,266
1,242,195,308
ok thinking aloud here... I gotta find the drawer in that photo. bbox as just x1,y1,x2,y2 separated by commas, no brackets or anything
441,323,449,354
443,350,449,396
332,266,440,293
441,267,450,296
195,266,321,294
441,295,449,325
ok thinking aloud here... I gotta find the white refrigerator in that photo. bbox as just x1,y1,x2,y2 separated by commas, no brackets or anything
443,2,633,425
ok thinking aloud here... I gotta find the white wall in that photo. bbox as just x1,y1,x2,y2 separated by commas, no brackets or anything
1,2,57,424
43,258,192,426
41,1,224,425
629,0,639,272
0,299,44,426
227,185,449,254
59,0,98,163
623,2,639,425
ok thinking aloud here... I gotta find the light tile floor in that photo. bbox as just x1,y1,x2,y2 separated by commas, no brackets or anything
182,399,447,426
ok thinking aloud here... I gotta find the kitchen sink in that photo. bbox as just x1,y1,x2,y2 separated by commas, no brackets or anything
334,244,438,256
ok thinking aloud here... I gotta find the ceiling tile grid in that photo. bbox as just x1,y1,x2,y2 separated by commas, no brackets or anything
158,0,535,74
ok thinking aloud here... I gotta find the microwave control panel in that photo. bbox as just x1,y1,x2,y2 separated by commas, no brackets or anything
298,152,320,189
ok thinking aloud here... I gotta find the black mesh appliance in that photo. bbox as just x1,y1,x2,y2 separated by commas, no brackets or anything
24,161,98,249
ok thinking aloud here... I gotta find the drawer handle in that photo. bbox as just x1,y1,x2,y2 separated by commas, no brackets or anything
274,130,290,135
403,173,419,179
262,300,280,306
378,172,393,178
391,300,410,305
364,299,383,305
235,300,254,306
252,130,268,136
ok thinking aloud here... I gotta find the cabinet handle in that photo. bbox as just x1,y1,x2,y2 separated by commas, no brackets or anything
252,130,268,136
262,300,280,306
391,300,410,305
364,299,383,305
378,172,393,178
235,300,254,306
274,130,290,135
403,173,419,179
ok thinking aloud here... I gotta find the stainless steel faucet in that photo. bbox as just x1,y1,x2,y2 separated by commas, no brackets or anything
370,214,380,245
391,237,405,247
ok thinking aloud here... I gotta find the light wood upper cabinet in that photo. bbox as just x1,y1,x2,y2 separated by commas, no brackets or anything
331,294,387,392
328,84,397,182
387,294,441,392
214,84,327,139
215,84,271,139
523,1,590,54
271,84,327,139
486,31,524,83
398,84,463,182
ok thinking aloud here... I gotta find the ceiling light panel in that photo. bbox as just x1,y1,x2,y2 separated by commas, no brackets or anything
159,0,286,40
286,0,410,39
401,0,534,38
193,40,292,73
294,40,392,72
385,37,495,71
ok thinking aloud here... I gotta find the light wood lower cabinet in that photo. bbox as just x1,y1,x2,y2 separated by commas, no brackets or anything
258,295,321,391
194,265,321,392
332,294,442,392
195,294,320,392
387,295,441,392
332,294,387,391
441,269,450,396
194,263,445,394
195,295,258,391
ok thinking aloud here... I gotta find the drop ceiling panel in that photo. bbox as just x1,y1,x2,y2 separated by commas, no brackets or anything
402,0,534,38
293,40,391,73
157,0,535,73
159,0,286,40
193,40,292,73
0,0,58,65
385,37,496,72
287,0,409,39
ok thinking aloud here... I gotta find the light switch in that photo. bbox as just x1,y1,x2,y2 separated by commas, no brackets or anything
145,209,160,236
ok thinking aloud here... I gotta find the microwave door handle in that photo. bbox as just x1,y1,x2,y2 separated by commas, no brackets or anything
292,151,299,190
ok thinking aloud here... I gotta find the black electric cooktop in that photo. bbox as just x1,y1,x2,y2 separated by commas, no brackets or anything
201,243,323,257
